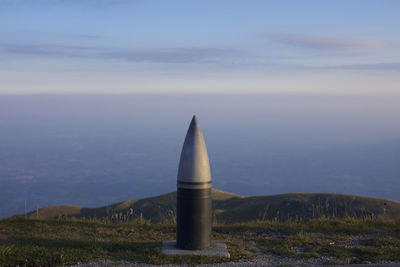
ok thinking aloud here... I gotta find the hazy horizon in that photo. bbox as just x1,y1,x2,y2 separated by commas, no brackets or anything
1,94,399,218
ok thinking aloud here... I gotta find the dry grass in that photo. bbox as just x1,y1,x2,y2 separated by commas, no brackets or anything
1,216,400,266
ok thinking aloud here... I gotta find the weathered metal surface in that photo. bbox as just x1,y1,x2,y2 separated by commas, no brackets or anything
176,115,212,250
177,188,212,250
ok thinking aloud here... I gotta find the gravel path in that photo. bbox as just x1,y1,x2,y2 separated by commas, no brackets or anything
66,257,400,267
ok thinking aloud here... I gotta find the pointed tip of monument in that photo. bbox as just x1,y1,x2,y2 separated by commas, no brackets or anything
189,115,200,130
191,114,198,124
177,114,211,185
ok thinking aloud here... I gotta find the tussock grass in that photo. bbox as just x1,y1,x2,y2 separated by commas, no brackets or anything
1,217,400,266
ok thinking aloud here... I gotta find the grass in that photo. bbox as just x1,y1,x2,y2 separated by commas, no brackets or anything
0,218,231,266
1,217,400,266
28,190,400,224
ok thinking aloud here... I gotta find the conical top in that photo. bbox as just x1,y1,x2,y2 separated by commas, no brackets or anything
177,115,211,189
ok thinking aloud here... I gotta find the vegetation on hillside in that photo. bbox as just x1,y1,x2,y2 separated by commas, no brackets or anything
27,190,400,223
7,190,397,266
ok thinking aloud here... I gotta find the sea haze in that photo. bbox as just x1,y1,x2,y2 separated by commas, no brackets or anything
0,94,399,218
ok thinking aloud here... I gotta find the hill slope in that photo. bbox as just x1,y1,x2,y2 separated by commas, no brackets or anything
214,193,400,223
27,189,400,222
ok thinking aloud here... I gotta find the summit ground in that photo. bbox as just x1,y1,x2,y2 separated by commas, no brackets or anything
1,217,400,266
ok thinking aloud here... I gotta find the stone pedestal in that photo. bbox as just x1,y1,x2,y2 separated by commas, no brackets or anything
161,240,230,258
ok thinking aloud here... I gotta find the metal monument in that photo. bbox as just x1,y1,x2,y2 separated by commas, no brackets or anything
176,115,212,250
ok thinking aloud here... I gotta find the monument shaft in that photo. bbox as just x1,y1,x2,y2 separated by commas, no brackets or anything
177,116,212,250
177,188,211,249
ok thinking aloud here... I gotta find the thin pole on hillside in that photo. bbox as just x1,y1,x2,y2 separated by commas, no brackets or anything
24,181,27,217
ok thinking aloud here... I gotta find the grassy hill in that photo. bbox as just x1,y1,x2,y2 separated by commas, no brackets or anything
214,193,400,223
2,216,400,266
5,189,400,266
27,204,82,219
27,189,400,223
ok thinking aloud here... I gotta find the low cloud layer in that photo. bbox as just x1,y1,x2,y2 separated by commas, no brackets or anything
106,47,242,63
326,62,400,71
1,35,398,72
1,43,241,64
268,33,390,52
1,44,103,58
293,62,400,71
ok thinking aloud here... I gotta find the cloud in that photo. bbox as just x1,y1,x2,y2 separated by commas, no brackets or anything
0,0,134,8
268,33,390,52
0,43,242,64
3,42,397,72
105,48,242,63
67,34,103,39
325,63,400,71
286,62,400,72
1,44,103,58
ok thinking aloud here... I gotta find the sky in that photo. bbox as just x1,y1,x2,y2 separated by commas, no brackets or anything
1,0,400,94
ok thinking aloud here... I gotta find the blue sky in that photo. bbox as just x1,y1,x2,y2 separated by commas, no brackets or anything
1,0,399,94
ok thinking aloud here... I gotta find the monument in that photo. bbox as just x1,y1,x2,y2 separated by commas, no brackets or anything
161,115,229,257
176,115,212,250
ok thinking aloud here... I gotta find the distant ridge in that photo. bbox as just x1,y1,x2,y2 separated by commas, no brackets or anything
25,189,400,223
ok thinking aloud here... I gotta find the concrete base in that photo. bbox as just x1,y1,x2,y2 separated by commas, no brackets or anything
161,240,230,258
